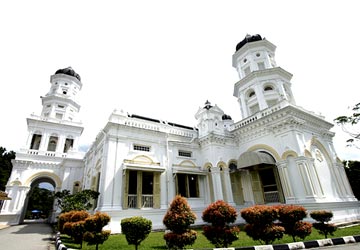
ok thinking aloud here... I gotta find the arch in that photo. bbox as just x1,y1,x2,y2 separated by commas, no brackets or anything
246,88,256,99
308,137,332,164
203,162,213,171
131,155,155,165
246,144,281,161
281,150,298,160
217,161,227,169
179,160,197,168
304,149,312,158
24,171,62,188
263,83,275,92
238,151,276,169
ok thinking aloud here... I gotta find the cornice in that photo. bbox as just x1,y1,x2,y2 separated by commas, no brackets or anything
231,105,335,142
233,67,293,96
198,132,235,147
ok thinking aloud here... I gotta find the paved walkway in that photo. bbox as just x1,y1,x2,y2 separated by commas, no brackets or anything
0,220,55,250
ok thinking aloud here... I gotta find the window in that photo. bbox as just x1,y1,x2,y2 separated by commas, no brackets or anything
62,89,68,95
30,134,42,150
57,104,65,109
64,138,74,153
133,144,150,152
178,150,192,158
47,136,58,152
73,182,81,194
176,174,199,198
264,86,273,91
249,91,255,98
257,62,265,70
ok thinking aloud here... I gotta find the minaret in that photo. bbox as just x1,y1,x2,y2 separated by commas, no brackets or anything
232,34,296,119
27,67,84,154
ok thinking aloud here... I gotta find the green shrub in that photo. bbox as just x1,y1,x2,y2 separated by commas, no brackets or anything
163,195,197,249
278,205,312,242
202,200,240,248
241,205,284,245
121,216,152,250
310,210,337,238
83,212,111,250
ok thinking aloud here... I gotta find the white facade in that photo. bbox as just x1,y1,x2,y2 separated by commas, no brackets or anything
1,36,359,233
0,68,84,225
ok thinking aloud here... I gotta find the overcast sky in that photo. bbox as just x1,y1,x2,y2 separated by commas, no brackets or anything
1,1,359,161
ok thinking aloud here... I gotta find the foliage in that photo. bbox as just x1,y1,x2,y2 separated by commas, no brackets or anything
55,189,99,212
59,225,360,250
58,210,90,246
277,205,312,242
334,102,360,148
0,147,15,191
26,186,54,218
202,200,240,247
310,210,337,238
83,211,111,250
241,205,285,244
163,195,197,249
163,230,197,250
343,160,360,199
121,216,152,250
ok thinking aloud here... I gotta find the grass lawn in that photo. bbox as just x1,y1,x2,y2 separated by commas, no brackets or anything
61,225,360,250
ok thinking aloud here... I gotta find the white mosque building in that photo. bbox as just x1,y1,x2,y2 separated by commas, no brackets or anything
1,35,359,233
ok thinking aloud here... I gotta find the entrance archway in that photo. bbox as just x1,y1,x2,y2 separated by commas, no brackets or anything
20,176,58,224
237,151,285,204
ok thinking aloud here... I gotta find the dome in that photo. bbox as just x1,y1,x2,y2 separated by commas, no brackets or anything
235,34,263,52
55,67,81,81
222,114,232,120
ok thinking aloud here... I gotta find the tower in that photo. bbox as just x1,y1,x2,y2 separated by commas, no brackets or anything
29,67,83,153
0,67,85,225
232,34,295,119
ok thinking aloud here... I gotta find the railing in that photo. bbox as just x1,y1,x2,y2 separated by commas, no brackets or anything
128,195,137,208
264,191,280,203
127,194,154,208
142,195,153,208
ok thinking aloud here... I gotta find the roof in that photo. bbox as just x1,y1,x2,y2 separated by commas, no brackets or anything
55,67,81,81
235,34,263,52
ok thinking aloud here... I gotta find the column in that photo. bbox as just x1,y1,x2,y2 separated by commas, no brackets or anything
222,168,235,205
276,160,295,203
210,167,223,201
239,92,248,118
254,84,268,110
295,157,317,201
241,170,255,206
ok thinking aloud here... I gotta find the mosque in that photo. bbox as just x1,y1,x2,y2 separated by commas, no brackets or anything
1,35,359,232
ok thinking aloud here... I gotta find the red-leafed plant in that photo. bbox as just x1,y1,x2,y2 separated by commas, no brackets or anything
241,205,284,245
202,200,240,248
310,210,337,239
58,210,90,247
278,205,312,242
163,195,197,249
83,212,111,250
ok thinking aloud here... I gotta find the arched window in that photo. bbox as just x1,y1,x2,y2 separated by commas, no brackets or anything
64,137,74,153
264,86,273,91
47,135,58,152
73,181,81,194
30,133,42,150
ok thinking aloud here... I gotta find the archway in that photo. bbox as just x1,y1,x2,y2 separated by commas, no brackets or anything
237,150,285,204
20,176,57,224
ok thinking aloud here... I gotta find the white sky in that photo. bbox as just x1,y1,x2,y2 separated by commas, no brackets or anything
1,1,359,161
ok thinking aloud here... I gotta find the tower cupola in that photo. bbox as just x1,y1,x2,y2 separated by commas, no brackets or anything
232,35,295,119
40,67,82,122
